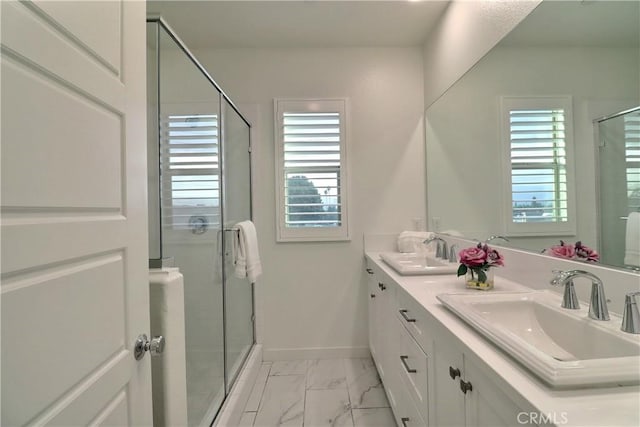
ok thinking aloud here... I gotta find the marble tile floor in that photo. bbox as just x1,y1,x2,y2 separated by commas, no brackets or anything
239,358,396,427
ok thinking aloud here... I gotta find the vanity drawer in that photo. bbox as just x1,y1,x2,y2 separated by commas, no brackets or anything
397,318,429,423
396,288,432,355
394,371,428,427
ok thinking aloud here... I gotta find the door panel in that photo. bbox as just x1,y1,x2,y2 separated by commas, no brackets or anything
1,1,151,425
31,0,123,73
1,56,123,208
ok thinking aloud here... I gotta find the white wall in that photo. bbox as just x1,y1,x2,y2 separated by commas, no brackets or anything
426,45,639,251
193,47,426,359
422,0,540,108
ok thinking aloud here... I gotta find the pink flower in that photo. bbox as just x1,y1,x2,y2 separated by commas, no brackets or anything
458,246,487,268
575,241,599,262
548,240,575,259
486,248,505,266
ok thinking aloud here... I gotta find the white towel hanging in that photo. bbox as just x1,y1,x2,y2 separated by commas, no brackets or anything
233,220,262,283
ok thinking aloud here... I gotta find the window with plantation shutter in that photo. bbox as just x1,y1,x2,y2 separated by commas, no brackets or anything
161,110,220,233
275,99,350,242
626,111,640,212
501,96,576,236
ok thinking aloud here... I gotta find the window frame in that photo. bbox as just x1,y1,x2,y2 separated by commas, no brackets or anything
274,98,350,242
500,96,577,237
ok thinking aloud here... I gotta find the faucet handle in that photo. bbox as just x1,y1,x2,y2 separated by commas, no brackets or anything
435,240,444,259
589,280,610,321
448,245,458,263
561,279,580,310
621,291,640,334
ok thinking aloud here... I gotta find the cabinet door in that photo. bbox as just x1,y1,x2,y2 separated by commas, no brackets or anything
464,357,534,427
376,274,394,381
367,266,380,363
432,336,465,426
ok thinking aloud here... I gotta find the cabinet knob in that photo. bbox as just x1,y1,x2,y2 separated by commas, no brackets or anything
460,379,473,394
366,268,374,275
401,417,410,427
449,366,460,380
370,294,376,298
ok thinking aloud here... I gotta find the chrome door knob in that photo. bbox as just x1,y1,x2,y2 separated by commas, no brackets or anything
134,334,165,360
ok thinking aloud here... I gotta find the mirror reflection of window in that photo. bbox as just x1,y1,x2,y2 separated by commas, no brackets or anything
500,96,575,237
625,112,640,213
509,108,568,224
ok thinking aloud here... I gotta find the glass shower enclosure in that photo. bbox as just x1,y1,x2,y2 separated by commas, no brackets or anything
147,18,254,426
597,106,640,269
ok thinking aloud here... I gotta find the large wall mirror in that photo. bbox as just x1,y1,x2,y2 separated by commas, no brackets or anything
425,0,639,271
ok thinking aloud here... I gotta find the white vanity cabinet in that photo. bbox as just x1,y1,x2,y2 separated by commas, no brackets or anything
366,256,536,427
367,261,431,426
432,326,537,427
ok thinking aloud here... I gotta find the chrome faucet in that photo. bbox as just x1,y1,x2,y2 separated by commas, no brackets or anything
424,236,448,260
621,291,640,334
550,270,610,321
485,235,510,244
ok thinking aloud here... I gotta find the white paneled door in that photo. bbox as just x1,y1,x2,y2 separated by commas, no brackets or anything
1,1,152,425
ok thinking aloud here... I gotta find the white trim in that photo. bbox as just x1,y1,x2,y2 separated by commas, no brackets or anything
211,345,263,427
500,95,577,237
274,98,351,242
262,346,371,361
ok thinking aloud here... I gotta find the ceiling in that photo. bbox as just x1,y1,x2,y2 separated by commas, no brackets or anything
147,0,450,49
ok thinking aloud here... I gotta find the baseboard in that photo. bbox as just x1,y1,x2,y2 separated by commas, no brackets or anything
212,344,263,427
262,346,371,361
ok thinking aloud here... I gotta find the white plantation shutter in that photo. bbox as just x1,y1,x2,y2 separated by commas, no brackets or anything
161,113,220,231
275,99,349,242
626,111,640,211
501,97,576,236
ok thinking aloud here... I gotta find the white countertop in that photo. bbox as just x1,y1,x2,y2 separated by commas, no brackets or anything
366,251,640,427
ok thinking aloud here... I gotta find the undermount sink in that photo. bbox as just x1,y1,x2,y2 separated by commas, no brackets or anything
437,291,640,389
379,252,458,276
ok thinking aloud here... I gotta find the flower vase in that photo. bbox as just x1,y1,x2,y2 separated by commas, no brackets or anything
465,268,494,290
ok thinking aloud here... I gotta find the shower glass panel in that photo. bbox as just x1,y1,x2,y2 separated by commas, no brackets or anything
147,18,254,427
157,27,225,426
598,107,640,269
222,99,254,386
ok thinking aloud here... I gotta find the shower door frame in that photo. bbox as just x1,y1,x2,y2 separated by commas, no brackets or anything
147,16,255,425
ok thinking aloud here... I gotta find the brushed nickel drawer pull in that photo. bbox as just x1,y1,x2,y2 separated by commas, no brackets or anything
400,355,417,373
399,309,416,322
449,366,461,380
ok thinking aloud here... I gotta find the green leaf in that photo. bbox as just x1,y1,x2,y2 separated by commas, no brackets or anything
478,269,487,283
457,264,468,277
